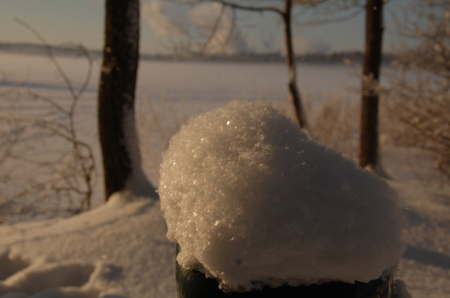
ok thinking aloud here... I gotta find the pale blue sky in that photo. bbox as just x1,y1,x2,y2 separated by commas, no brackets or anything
0,0,412,55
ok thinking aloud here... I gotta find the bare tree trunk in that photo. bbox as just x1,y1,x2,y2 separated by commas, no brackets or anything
98,0,155,200
359,0,383,169
283,0,306,129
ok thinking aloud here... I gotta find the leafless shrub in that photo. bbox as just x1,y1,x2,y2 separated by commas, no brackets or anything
386,0,450,184
0,20,96,223
308,97,360,161
275,94,360,162
136,94,188,185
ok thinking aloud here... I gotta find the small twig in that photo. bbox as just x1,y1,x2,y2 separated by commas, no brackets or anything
14,18,77,99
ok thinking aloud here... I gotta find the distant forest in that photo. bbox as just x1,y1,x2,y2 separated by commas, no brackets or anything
0,42,395,65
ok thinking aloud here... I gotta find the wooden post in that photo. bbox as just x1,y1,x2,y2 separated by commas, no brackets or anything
175,244,394,298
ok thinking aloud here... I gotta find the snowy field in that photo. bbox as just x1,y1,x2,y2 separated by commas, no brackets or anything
0,52,449,297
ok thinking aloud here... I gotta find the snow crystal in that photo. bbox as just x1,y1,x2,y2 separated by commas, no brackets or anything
159,100,405,291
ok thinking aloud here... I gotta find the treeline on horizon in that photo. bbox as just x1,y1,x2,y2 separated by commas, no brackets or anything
0,41,394,65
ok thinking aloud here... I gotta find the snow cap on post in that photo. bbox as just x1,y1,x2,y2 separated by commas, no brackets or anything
159,100,404,292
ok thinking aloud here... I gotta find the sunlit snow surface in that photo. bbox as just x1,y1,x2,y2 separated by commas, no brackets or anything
0,194,174,298
1,53,450,297
159,100,404,291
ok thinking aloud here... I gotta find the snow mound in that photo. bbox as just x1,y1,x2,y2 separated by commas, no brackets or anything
0,194,175,298
159,100,405,291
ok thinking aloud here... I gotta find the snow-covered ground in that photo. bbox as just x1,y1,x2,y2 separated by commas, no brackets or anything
0,53,449,297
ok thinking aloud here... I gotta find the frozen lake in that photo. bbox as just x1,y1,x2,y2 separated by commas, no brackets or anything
137,59,362,107
0,52,363,108
0,52,388,210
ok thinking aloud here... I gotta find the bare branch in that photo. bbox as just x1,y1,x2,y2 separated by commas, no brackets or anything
199,3,228,54
211,0,284,16
387,0,450,183
1,22,96,221
14,19,77,99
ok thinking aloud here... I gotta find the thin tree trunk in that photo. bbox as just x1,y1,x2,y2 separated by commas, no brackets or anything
359,0,383,169
98,0,142,200
283,0,306,129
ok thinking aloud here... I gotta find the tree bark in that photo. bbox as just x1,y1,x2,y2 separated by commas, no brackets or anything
359,0,383,169
98,0,147,200
283,0,307,129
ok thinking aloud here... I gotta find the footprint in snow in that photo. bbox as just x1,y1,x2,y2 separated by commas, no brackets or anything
0,250,124,298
